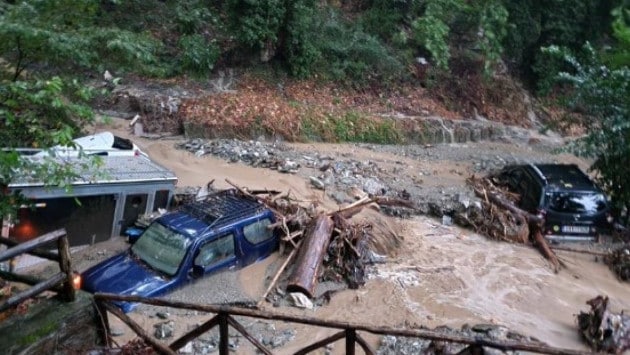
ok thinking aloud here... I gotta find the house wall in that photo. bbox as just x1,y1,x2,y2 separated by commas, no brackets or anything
10,182,175,246
11,195,116,246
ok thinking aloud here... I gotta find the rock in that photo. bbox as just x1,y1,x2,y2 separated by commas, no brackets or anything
309,176,325,190
154,320,175,339
179,342,194,353
289,292,313,309
363,177,386,196
278,160,300,173
110,327,125,337
156,311,170,319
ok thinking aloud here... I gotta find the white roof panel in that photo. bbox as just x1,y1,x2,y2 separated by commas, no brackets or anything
9,155,177,188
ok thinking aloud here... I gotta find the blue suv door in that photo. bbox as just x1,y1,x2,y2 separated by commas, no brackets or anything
193,232,239,275
240,215,279,266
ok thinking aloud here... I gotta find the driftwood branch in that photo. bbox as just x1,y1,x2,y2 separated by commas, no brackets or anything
258,241,301,306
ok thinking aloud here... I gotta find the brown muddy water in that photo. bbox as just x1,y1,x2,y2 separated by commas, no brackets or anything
96,121,629,353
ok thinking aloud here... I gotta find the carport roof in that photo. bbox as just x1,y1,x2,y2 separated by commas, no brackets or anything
9,155,177,188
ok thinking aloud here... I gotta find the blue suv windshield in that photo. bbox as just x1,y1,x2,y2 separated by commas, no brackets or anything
546,191,607,214
131,222,191,276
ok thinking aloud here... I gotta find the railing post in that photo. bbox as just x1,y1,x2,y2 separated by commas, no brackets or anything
95,299,112,347
219,312,229,355
57,234,75,302
345,328,356,355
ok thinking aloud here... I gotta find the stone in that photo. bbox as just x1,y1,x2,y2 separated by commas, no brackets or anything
154,320,175,339
110,327,125,337
156,311,170,319
289,292,313,309
309,176,325,190
362,177,386,196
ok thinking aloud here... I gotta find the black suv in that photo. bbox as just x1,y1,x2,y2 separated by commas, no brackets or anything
494,164,612,242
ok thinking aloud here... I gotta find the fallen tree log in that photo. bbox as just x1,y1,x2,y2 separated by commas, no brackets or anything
286,214,334,298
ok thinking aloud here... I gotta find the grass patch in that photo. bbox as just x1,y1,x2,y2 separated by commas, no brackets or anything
299,111,403,144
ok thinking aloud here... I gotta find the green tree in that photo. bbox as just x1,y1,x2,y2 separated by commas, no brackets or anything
502,0,619,87
606,5,630,68
546,43,630,223
0,0,161,79
225,0,286,59
411,0,464,69
0,0,150,219
0,77,97,219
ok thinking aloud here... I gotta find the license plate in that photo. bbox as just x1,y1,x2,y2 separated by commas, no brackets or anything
561,225,590,234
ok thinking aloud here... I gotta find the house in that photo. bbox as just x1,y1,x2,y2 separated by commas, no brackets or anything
6,154,177,247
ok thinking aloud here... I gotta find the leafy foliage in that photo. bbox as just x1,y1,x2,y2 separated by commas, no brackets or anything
178,34,220,77
475,1,509,74
301,112,404,144
546,43,630,220
606,6,630,68
410,0,464,69
281,1,320,78
225,0,286,50
0,0,161,78
175,0,214,35
0,77,97,218
311,11,403,83
502,0,619,86
0,77,93,148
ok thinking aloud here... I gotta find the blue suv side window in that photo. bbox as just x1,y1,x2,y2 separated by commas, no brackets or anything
243,218,274,244
194,234,235,267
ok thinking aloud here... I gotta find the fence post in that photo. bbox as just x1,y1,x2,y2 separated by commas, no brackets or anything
345,328,356,355
95,299,112,347
57,234,75,302
219,312,229,355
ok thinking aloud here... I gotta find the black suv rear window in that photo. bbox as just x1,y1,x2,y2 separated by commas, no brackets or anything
546,192,607,213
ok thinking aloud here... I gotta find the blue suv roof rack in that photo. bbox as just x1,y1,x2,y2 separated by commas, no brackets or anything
178,189,266,229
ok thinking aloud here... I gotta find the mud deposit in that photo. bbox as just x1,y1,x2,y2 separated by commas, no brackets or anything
78,119,629,353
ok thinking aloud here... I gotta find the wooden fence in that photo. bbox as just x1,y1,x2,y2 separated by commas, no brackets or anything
0,228,75,312
95,293,592,355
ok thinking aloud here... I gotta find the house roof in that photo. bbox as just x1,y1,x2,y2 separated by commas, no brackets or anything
9,155,177,188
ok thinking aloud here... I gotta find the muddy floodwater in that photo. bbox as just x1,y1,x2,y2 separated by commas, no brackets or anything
96,120,630,353
262,216,629,353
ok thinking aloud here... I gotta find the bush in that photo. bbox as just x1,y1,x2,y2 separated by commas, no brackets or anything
547,43,630,223
178,34,220,77
312,11,403,83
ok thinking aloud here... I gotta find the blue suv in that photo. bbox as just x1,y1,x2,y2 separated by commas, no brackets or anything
81,189,279,312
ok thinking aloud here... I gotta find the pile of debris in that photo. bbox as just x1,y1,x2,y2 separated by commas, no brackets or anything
464,175,561,271
225,181,410,306
605,244,630,281
577,295,630,353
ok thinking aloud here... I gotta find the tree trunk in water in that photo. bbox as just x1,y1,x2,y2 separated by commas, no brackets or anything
286,214,334,298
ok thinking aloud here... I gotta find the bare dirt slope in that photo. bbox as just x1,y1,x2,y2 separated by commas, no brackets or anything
88,118,629,353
